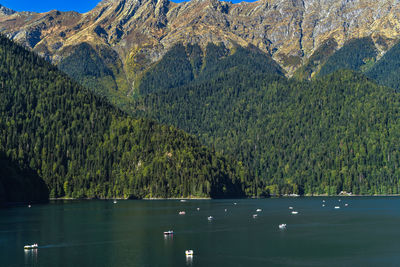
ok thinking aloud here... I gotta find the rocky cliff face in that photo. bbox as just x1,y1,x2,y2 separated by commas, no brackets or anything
1,0,400,81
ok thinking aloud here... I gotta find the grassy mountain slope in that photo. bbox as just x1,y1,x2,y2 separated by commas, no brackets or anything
0,35,254,199
133,65,400,196
58,43,131,104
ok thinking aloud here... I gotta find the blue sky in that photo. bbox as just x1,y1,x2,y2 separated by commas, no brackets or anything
1,0,256,13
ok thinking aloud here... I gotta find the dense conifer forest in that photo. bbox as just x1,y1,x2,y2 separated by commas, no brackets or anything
316,37,378,77
132,44,400,196
0,35,254,200
366,41,400,91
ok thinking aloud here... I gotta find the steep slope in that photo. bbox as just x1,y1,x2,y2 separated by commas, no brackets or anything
0,35,254,199
366,40,400,91
133,67,400,195
138,42,284,95
316,37,378,77
1,0,400,90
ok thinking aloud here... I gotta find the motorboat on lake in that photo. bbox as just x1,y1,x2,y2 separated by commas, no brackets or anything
252,214,258,218
179,211,186,215
279,224,287,229
208,216,214,221
164,230,174,235
24,244,38,250
185,250,194,256
289,206,293,210
256,209,262,212
334,206,340,209
291,211,298,214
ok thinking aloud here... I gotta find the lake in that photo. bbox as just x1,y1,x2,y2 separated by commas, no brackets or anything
1,197,400,266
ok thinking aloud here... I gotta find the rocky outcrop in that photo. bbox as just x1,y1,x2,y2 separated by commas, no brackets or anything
1,0,400,81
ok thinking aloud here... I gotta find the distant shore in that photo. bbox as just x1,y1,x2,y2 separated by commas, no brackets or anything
48,194,400,201
49,196,212,201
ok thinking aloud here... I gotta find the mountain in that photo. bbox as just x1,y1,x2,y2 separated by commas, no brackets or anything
0,5,15,16
138,42,283,96
133,59,400,196
1,0,400,94
0,34,254,199
365,40,400,91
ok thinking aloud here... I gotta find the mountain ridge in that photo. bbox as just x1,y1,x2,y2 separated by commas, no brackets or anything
2,0,400,84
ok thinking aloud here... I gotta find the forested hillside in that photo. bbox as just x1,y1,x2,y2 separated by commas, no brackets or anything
0,35,254,200
138,43,283,96
317,37,377,77
366,40,400,91
133,61,400,195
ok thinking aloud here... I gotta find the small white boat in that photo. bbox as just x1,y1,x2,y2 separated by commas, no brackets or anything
289,206,293,210
233,202,237,205
185,250,194,256
224,209,227,212
197,207,200,211
179,211,186,215
180,200,187,202
252,214,258,218
291,211,298,215
334,206,340,209
28,205,31,208
113,200,117,204
322,200,325,203
345,203,349,207
338,199,341,202
164,230,174,235
24,244,38,250
256,209,262,212
208,216,214,221
322,204,325,207
279,224,287,229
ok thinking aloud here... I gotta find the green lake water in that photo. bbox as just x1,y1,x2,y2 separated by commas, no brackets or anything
1,197,400,266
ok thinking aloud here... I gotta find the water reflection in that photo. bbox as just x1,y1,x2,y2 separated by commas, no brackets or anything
163,234,174,244
24,249,38,266
185,255,193,266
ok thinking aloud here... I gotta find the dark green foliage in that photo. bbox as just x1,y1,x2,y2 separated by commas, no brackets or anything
138,43,284,95
318,37,377,77
138,43,194,95
366,41,400,91
0,152,49,204
198,43,284,82
133,66,400,196
0,35,253,199
58,43,116,94
294,38,338,80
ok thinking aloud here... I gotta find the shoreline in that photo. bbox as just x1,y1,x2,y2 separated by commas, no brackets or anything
3,194,400,207
49,194,400,201
49,196,212,201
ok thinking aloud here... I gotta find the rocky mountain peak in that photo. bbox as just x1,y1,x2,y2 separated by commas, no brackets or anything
1,0,400,79
0,4,16,16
